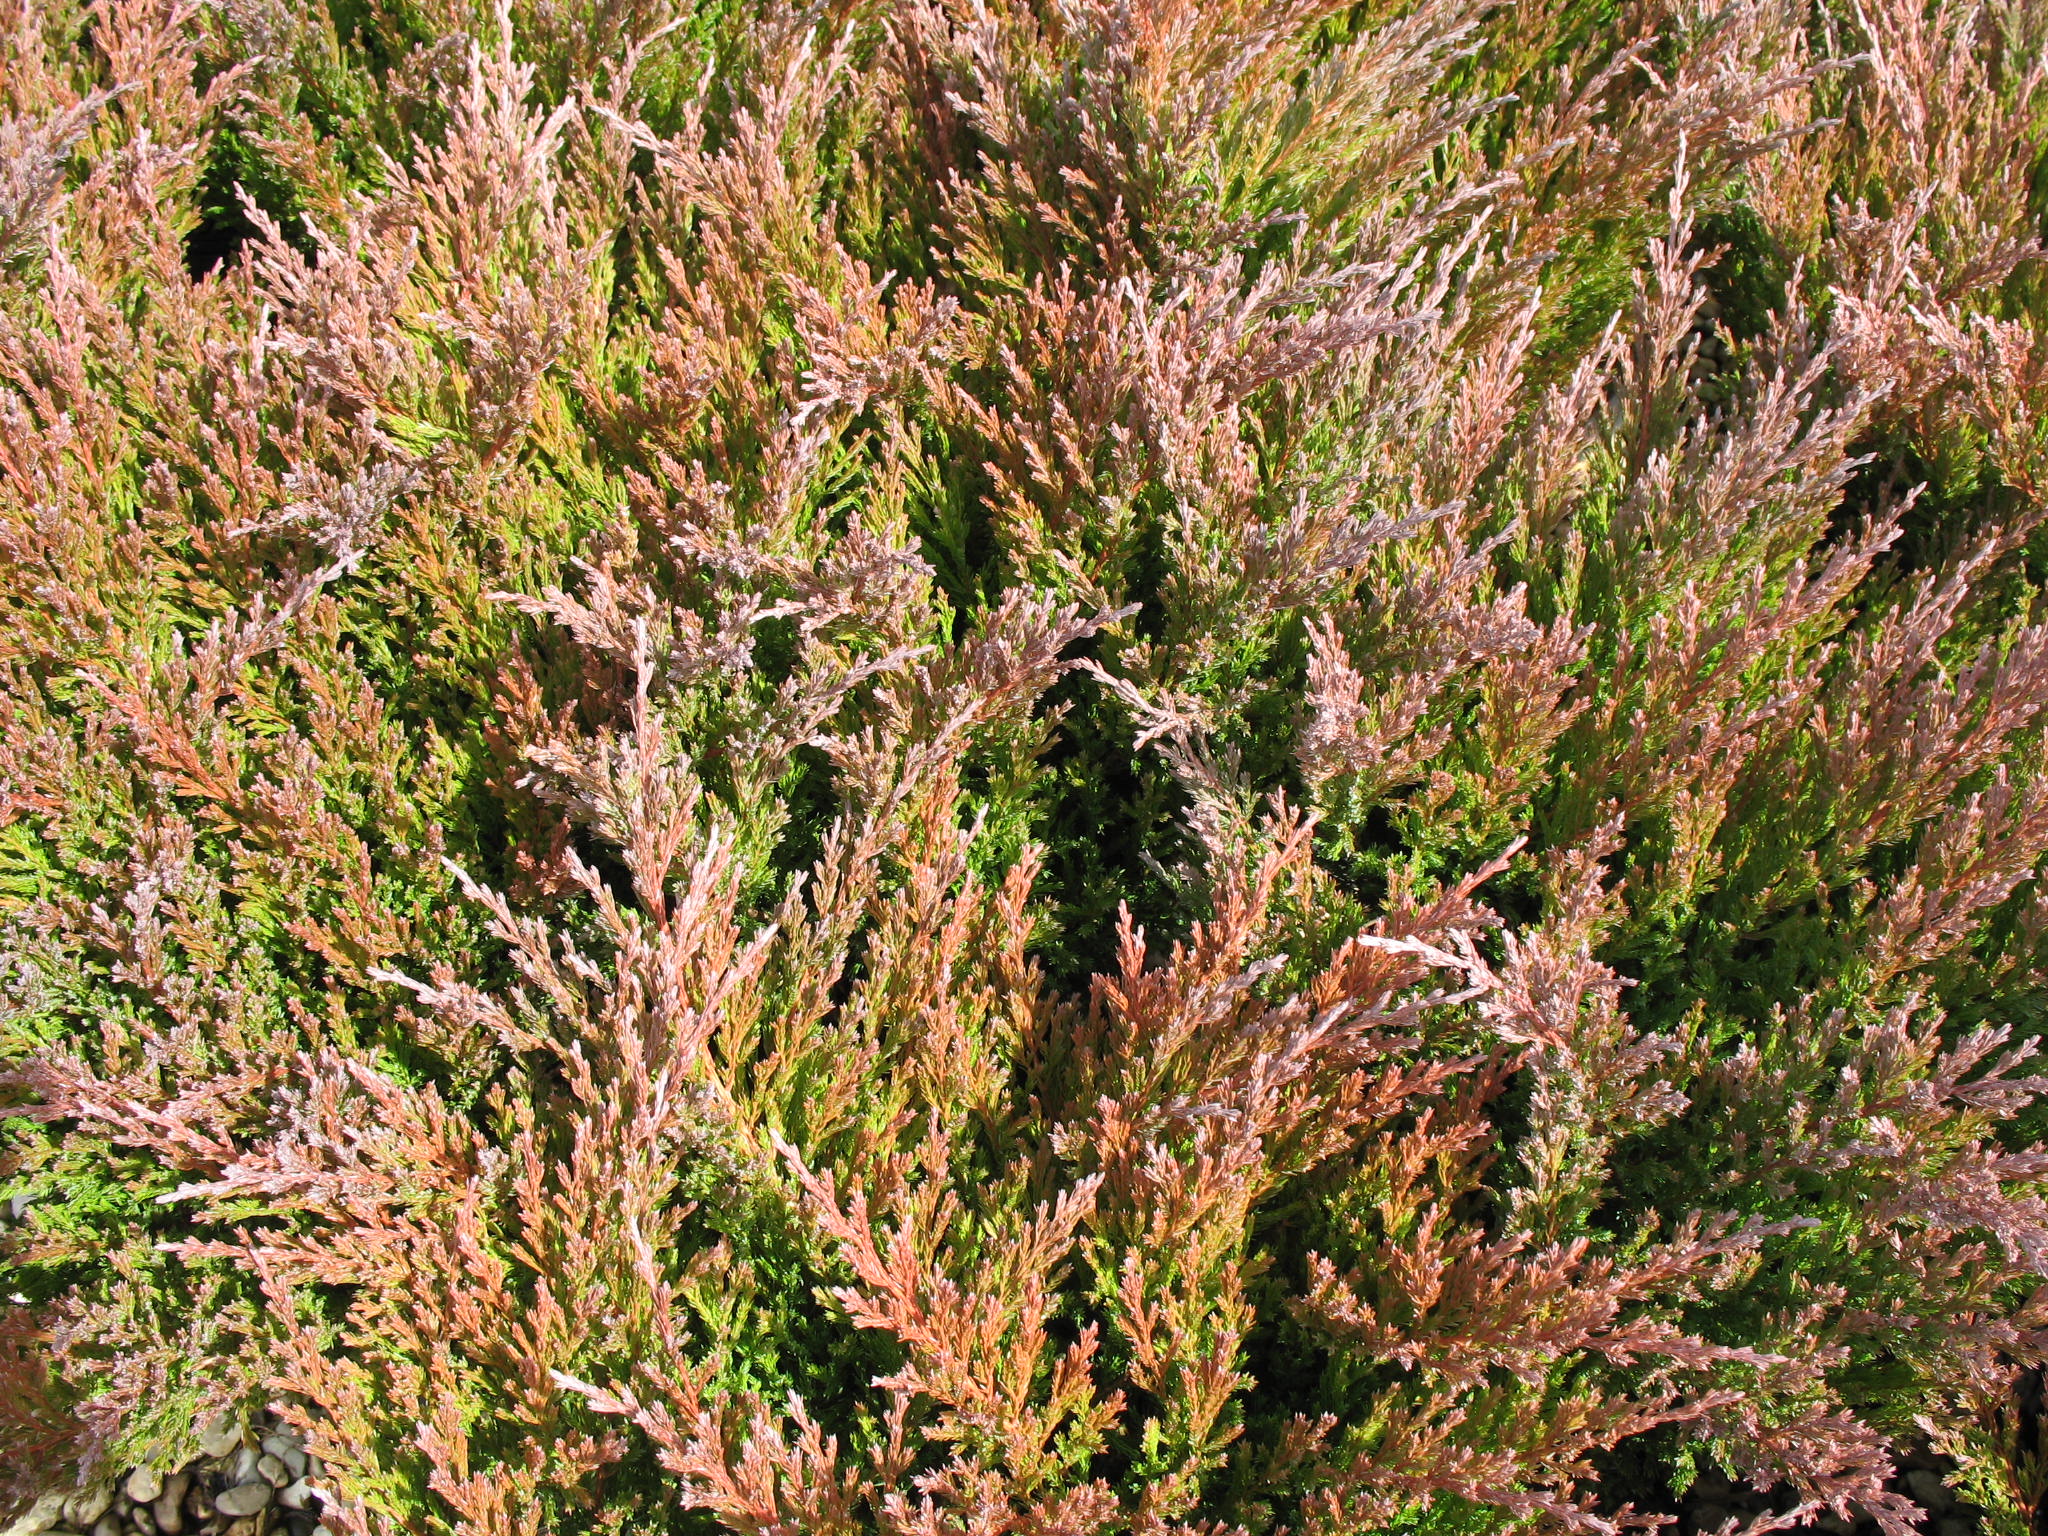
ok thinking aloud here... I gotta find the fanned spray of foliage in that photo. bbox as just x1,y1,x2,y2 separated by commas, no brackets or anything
3,0,2048,1532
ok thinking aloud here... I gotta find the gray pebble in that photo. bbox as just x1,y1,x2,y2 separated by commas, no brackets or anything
197,1413,245,1460
272,1485,312,1516
131,1506,156,1536
227,1450,259,1486
213,1487,271,1520
123,1473,162,1507
150,1493,182,1536
158,1474,189,1531
1904,1471,1950,1509
62,1492,112,1530
255,1458,288,1491
223,1520,264,1536
90,1519,120,1536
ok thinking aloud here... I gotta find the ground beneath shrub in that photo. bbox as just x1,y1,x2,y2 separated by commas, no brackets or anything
4,1413,337,1536
1662,1449,1982,1531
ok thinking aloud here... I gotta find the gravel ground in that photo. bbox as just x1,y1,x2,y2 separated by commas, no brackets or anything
3,1412,337,1536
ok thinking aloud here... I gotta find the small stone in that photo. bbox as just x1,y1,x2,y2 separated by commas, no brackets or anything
63,1491,113,1530
223,1520,262,1536
279,1449,306,1481
131,1506,156,1536
259,1438,293,1462
1904,1472,1950,1509
272,1486,312,1516
213,1487,271,1520
181,1491,208,1524
150,1492,183,1536
124,1472,163,1507
91,1518,120,1536
227,1450,259,1486
255,1457,288,1490
198,1412,245,1460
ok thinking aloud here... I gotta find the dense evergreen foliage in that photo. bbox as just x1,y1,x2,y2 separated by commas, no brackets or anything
4,0,2048,1531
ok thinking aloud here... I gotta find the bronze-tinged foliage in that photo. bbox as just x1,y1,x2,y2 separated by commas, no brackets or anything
2,0,2048,1532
